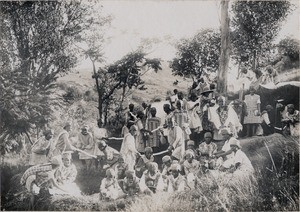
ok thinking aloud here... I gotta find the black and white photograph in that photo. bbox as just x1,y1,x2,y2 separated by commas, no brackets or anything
1,0,299,211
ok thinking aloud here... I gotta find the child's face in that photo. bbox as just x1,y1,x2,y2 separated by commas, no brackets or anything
186,155,193,163
145,152,152,159
172,170,179,178
106,172,113,179
165,161,172,167
127,176,134,184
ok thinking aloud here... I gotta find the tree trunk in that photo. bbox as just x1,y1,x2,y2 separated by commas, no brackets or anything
218,0,230,95
92,60,103,126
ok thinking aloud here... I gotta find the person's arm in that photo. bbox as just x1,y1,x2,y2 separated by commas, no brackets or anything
257,96,261,115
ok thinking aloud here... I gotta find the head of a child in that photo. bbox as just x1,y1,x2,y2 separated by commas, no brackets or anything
170,164,180,178
62,152,72,167
148,162,157,175
186,140,195,150
144,147,153,160
106,168,115,179
185,151,194,163
125,170,135,184
162,155,172,167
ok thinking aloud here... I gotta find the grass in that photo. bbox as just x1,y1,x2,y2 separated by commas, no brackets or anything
1,134,299,211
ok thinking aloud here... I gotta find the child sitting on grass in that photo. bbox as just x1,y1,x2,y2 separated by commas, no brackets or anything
135,147,154,178
122,170,140,197
182,150,200,176
139,162,164,194
100,168,124,200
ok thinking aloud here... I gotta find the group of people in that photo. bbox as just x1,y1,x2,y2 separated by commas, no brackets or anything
20,76,299,206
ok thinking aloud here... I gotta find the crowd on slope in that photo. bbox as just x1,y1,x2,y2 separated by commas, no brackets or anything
20,75,299,207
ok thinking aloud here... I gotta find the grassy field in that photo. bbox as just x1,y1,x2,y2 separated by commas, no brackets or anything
1,134,299,211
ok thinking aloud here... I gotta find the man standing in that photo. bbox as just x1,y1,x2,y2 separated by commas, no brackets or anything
166,118,185,161
120,125,140,171
146,107,162,149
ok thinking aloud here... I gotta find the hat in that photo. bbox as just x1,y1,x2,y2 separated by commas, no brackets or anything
125,170,135,178
162,155,171,163
81,125,89,130
220,128,232,135
204,132,213,138
185,150,195,159
287,104,294,109
51,156,63,166
145,147,153,154
187,140,195,146
43,129,54,136
62,152,72,159
169,163,181,171
148,162,158,172
229,138,242,149
200,86,213,95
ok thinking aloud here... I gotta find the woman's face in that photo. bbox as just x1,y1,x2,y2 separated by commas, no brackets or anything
62,157,71,167
45,133,53,140
218,98,224,106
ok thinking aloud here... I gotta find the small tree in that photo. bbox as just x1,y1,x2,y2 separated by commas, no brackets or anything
231,1,293,69
93,50,162,126
170,29,221,82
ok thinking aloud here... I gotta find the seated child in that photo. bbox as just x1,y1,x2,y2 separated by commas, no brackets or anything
135,147,154,178
182,150,200,175
122,170,140,196
139,162,163,194
100,168,124,200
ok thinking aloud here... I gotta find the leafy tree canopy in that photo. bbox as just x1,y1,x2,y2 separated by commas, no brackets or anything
231,0,292,68
170,29,221,80
0,1,110,151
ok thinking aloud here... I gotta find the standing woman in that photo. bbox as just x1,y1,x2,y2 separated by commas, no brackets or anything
29,129,54,166
244,86,261,137
187,93,202,133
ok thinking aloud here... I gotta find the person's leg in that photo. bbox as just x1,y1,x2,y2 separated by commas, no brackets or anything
246,124,251,137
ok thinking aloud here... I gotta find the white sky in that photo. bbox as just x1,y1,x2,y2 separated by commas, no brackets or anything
78,0,299,68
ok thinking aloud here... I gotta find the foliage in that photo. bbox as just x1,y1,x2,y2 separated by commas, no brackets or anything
231,1,293,68
170,29,221,80
0,1,109,153
93,50,162,127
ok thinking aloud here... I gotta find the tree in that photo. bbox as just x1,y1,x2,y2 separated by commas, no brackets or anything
170,29,221,82
218,0,230,94
92,50,162,126
0,1,109,153
231,1,292,69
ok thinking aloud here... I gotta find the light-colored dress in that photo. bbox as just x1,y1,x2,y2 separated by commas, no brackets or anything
168,174,187,193
50,130,72,157
183,159,200,175
208,105,242,138
135,119,145,153
167,126,185,160
100,177,124,200
244,94,261,124
120,133,139,171
187,101,202,130
78,132,94,160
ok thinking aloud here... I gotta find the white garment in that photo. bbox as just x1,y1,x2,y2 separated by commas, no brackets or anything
233,149,254,173
120,133,139,171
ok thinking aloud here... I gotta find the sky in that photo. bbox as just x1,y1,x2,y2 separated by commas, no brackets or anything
78,0,299,68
